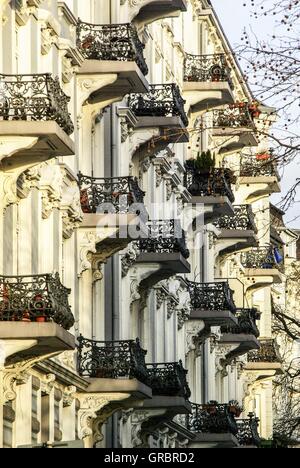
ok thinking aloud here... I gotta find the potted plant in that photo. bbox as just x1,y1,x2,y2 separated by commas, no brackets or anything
248,101,261,119
256,152,270,161
31,293,47,323
228,401,243,417
194,150,216,174
211,65,222,82
203,401,218,415
80,188,91,213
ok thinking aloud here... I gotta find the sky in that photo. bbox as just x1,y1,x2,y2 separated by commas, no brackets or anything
212,0,300,228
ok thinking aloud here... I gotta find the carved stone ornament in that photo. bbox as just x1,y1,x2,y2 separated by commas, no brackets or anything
122,242,140,277
77,393,130,443
63,386,77,407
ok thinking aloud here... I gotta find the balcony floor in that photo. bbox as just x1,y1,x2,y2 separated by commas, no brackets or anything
0,121,75,169
140,396,191,414
84,378,152,400
216,230,258,255
190,309,238,327
78,60,149,104
0,322,75,365
183,81,234,113
134,116,189,143
189,433,240,449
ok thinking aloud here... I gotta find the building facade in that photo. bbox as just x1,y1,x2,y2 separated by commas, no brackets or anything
0,0,297,449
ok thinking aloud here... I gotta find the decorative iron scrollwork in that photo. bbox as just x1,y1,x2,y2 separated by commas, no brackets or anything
146,361,191,399
186,401,240,435
76,20,148,76
248,339,281,363
78,172,145,214
77,336,149,384
128,84,188,127
139,219,190,259
0,273,74,330
0,73,74,135
184,166,235,203
221,308,260,337
212,105,254,129
236,413,261,447
184,53,234,90
240,246,283,270
186,281,236,313
214,205,257,232
240,155,278,177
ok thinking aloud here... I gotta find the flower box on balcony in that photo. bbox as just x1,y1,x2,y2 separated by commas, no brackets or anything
256,152,271,161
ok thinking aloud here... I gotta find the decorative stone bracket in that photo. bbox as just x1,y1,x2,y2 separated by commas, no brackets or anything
76,393,130,448
78,230,129,281
0,352,59,406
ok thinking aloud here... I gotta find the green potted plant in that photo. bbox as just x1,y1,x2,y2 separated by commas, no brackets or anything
194,150,216,174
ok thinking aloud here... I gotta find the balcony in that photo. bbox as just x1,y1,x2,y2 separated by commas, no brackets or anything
211,104,259,154
0,273,75,364
246,339,283,378
78,173,147,265
183,54,235,112
136,219,191,289
238,155,281,202
184,165,235,224
77,336,152,399
214,205,258,255
187,281,237,327
76,21,149,106
220,309,260,359
236,413,261,448
142,361,191,414
128,0,187,26
240,246,283,289
0,73,74,169
186,402,240,448
128,84,189,158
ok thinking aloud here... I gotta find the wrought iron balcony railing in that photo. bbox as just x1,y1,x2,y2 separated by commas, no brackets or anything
186,402,240,435
212,104,255,129
240,155,278,178
139,219,190,259
78,173,145,214
221,308,260,337
241,246,283,270
236,413,261,447
128,83,189,127
76,20,148,75
147,361,191,399
0,73,74,135
186,281,236,313
77,336,149,384
248,339,281,363
0,273,74,330
184,166,235,203
214,205,257,232
184,53,234,89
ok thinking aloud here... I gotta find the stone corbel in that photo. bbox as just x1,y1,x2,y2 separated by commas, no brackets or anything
63,386,77,408
0,352,58,405
40,373,56,395
77,75,118,109
41,25,58,55
185,321,206,357
60,182,83,240
121,242,140,278
131,409,169,448
77,393,130,448
39,163,64,219
78,231,127,281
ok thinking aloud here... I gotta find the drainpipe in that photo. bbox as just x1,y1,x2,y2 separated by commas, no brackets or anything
111,103,121,449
